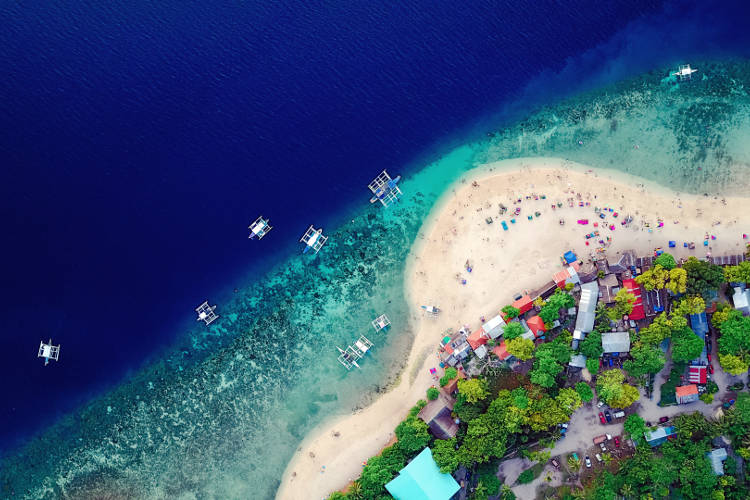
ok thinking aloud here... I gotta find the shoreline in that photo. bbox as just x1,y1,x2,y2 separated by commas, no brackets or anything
276,157,750,500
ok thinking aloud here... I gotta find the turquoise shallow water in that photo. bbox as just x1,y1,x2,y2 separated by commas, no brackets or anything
2,61,750,499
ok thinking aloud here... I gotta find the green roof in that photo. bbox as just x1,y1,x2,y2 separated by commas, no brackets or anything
442,335,451,345
385,447,460,500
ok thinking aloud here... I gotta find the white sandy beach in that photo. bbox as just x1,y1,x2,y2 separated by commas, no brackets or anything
276,157,750,500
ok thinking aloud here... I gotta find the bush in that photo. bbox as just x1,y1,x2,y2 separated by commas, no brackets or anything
699,393,714,404
427,387,439,400
575,382,594,402
409,399,427,417
517,468,536,484
706,380,719,394
394,417,430,455
586,357,599,375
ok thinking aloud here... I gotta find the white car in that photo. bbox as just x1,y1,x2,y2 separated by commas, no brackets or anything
595,453,603,462
585,456,592,468
597,400,605,408
600,442,607,452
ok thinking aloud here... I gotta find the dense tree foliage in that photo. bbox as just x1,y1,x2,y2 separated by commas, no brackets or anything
671,327,705,363
586,357,599,375
683,256,725,299
458,378,490,404
506,337,534,360
529,337,571,388
575,381,594,402
596,369,640,408
673,296,706,316
624,414,648,444
426,387,439,400
638,311,687,345
717,310,750,375
635,264,687,294
607,288,636,321
503,321,525,340
539,289,575,323
502,305,520,319
654,252,677,270
724,261,750,283
432,438,460,473
580,330,603,358
624,342,666,378
394,416,430,455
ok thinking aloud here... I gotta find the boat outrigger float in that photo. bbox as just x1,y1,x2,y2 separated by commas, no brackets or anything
38,339,60,366
368,169,402,207
300,225,328,254
337,335,374,370
248,216,272,239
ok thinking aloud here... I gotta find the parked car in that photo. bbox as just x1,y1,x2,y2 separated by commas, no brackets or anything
551,459,560,469
614,436,621,448
561,423,569,428
659,416,669,424
613,411,625,419
593,434,612,445
585,456,592,468
605,411,612,423
708,364,714,374
595,453,603,462
708,353,712,362
599,412,606,424
597,400,605,408
600,442,607,452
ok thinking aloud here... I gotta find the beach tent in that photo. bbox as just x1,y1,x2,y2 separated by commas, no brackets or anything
563,251,577,264
385,447,460,500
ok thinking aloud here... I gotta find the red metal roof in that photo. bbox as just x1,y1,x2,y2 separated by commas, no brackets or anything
467,328,487,350
622,278,645,320
675,384,698,397
443,343,454,355
526,316,546,336
688,365,707,384
553,270,569,287
492,341,510,360
512,295,533,314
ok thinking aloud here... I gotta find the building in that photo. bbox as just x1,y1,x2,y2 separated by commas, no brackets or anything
512,294,533,315
706,448,728,476
569,353,587,369
622,279,645,320
645,426,677,447
554,262,581,289
607,250,637,274
733,286,750,316
529,280,558,301
467,328,488,359
602,331,631,354
526,316,547,338
492,341,512,362
689,312,709,365
417,393,459,440
440,331,471,366
676,384,700,404
688,365,707,385
481,314,506,339
385,447,460,500
573,281,599,348
598,274,619,304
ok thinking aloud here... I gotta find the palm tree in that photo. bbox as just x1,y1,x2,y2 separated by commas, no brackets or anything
347,481,363,500
620,483,635,499
571,488,586,499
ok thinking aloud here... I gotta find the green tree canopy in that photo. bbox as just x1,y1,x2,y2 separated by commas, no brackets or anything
607,288,636,321
580,330,604,358
673,296,706,316
624,342,666,378
724,261,750,283
556,387,583,414
719,353,749,376
503,321,525,340
506,337,534,361
624,414,648,443
636,264,670,291
718,310,750,358
457,378,490,404
501,305,520,319
671,327,705,363
667,267,687,294
683,256,725,299
596,369,640,408
654,252,677,270
529,339,571,388
426,387,439,400
539,289,575,323
575,381,594,402
432,438,460,473
586,357,600,375
394,417,430,455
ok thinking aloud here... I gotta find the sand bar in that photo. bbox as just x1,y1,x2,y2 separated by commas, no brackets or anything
276,157,750,500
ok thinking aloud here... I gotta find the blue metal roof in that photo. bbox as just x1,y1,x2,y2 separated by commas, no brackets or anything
563,251,577,264
385,447,460,500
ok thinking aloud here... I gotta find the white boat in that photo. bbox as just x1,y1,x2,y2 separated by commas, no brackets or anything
248,216,272,239
38,339,60,366
672,64,698,81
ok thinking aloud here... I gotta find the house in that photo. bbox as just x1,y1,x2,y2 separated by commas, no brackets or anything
440,331,471,366
442,370,466,396
492,341,512,362
569,353,587,369
482,315,506,340
602,331,631,354
512,294,533,315
645,426,677,447
733,286,750,316
607,250,637,274
572,329,585,350
385,447,460,500
577,261,600,283
689,312,709,365
598,274,619,304
688,365,707,385
526,316,547,338
529,280,558,301
676,384,700,404
417,393,459,440
554,262,581,289
573,281,599,348
706,448,728,476
622,279,645,320
468,328,488,359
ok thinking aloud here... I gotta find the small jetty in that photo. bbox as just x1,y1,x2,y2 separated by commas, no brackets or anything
673,64,698,81
368,170,402,207
371,314,391,333
337,335,374,370
196,301,219,325
300,225,328,254
38,339,60,366
421,304,440,319
248,216,272,240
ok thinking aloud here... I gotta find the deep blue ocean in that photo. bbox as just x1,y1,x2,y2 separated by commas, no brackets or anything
1,0,749,454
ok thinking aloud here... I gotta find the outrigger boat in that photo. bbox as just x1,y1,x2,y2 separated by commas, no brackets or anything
672,64,698,81
368,170,402,207
248,216,272,239
38,339,60,366
300,225,328,254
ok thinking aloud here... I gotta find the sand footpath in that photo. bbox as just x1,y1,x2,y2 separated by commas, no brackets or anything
276,157,750,500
